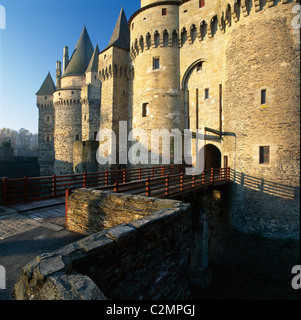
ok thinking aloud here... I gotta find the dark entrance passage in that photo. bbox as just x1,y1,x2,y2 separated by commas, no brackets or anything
204,144,221,169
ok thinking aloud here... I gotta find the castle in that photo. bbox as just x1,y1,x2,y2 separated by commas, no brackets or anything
36,0,300,239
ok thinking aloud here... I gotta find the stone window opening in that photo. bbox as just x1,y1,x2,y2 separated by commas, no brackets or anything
181,28,187,46
172,30,178,47
46,116,50,122
190,24,197,43
261,89,267,105
259,146,270,164
162,8,167,15
200,21,207,40
146,33,151,49
199,0,205,8
204,88,209,100
139,36,144,52
163,30,169,47
210,16,218,37
154,31,160,48
142,103,149,117
75,135,80,141
153,57,160,70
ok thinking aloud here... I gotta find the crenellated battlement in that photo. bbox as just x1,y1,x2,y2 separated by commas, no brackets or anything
129,0,299,59
98,64,133,82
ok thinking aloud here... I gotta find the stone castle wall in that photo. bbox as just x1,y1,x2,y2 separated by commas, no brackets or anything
37,95,55,176
221,3,300,237
129,2,183,166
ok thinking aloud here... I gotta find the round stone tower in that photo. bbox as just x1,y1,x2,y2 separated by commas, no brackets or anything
128,0,183,166
53,26,94,175
221,1,300,239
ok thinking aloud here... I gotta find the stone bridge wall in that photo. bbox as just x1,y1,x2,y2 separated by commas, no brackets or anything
14,192,192,300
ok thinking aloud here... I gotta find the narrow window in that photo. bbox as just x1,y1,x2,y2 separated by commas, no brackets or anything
142,103,149,117
132,22,134,30
46,116,50,122
259,146,270,164
200,0,205,8
162,8,167,15
94,131,98,140
46,136,50,142
76,135,80,141
84,115,86,121
205,88,209,100
153,57,160,70
44,96,47,100
261,89,267,105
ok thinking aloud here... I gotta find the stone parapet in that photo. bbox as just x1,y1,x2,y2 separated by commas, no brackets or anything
14,192,192,300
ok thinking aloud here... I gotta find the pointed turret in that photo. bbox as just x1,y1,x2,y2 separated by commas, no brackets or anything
36,72,56,95
105,7,130,51
86,44,100,73
63,26,94,77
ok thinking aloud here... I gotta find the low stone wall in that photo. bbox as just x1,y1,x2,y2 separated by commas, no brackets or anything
66,188,184,235
14,193,192,300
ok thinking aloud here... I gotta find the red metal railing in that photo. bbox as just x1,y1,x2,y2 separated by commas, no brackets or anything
1,164,183,205
64,167,231,217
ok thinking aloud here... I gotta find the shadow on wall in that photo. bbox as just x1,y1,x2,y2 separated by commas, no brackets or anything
202,184,300,294
226,169,300,240
54,159,74,176
230,169,299,201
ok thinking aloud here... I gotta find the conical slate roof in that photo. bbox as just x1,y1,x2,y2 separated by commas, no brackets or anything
63,26,94,77
36,72,56,95
86,44,100,73
104,7,130,52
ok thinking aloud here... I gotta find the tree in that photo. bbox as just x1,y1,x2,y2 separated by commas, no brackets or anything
0,128,18,150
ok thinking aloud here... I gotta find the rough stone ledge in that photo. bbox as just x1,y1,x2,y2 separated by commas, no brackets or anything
13,195,191,300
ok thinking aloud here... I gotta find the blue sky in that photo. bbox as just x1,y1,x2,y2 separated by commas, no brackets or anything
0,0,139,133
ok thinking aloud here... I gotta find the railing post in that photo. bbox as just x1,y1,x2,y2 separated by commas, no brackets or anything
165,175,169,197
145,178,151,197
161,166,164,177
105,170,109,186
83,172,87,188
65,188,71,228
123,169,126,184
192,174,195,191
2,178,8,206
24,177,28,203
114,182,119,193
227,167,230,182
52,175,57,197
139,168,142,181
211,168,214,185
220,167,222,181
151,167,154,179
180,172,184,195
202,171,205,186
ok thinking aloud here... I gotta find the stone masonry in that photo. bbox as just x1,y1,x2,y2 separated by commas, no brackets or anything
14,192,192,300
